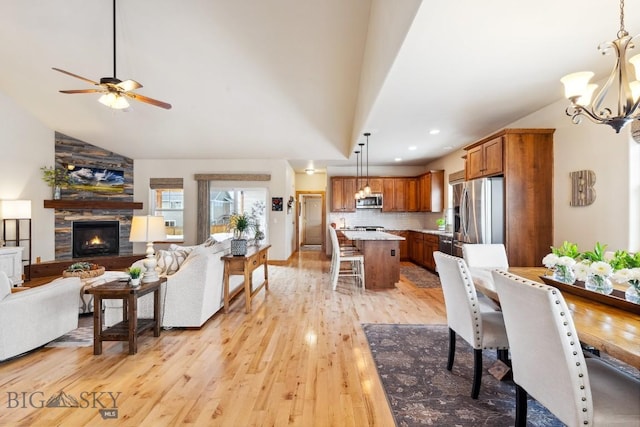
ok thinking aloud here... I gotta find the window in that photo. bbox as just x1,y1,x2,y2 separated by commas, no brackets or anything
150,178,184,241
209,187,267,240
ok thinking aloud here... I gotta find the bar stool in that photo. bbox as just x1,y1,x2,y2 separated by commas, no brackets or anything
329,227,365,290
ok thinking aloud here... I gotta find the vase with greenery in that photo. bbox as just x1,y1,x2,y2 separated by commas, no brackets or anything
435,218,446,231
128,266,142,287
228,212,255,255
40,166,72,199
542,241,580,284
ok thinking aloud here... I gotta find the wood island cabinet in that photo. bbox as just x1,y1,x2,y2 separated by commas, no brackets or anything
463,128,555,267
385,230,409,260
330,177,356,212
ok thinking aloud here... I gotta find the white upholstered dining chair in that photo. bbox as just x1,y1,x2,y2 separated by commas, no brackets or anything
433,251,510,399
492,270,640,426
328,227,365,290
462,243,509,270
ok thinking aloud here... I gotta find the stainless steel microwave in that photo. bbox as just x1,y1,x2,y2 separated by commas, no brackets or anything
356,194,383,209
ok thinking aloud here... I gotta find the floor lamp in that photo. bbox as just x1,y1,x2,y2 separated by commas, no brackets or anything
1,200,32,282
129,215,166,283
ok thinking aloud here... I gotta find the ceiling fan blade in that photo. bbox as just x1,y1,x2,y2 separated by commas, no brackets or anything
116,79,143,92
52,67,99,86
59,89,105,94
125,92,172,109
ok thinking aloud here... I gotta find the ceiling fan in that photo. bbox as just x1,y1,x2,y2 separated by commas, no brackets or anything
53,0,171,110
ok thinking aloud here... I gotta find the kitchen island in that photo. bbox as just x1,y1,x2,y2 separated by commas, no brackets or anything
340,230,405,289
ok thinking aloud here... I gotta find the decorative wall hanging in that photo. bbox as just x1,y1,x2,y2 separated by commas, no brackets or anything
272,197,283,211
570,170,596,206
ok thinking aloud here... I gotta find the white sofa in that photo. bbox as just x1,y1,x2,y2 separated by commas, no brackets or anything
0,273,82,361
103,241,264,328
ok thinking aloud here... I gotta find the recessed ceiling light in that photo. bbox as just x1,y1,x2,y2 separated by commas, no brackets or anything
305,168,315,175
394,157,402,162
429,129,440,135
408,146,417,151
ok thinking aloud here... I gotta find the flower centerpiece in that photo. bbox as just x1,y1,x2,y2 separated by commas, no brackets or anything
611,251,640,303
578,242,614,295
228,212,255,255
542,241,579,284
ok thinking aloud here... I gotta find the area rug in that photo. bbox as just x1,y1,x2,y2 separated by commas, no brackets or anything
45,326,93,348
363,324,562,427
400,265,441,288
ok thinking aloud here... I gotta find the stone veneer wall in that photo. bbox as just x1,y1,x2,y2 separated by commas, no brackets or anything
53,132,135,259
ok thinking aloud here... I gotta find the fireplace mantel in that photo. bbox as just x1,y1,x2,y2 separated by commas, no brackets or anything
44,200,143,210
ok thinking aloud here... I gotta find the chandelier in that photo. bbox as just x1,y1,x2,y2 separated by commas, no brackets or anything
560,0,640,133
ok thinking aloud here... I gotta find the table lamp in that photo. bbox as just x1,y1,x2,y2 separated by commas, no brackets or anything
129,215,165,283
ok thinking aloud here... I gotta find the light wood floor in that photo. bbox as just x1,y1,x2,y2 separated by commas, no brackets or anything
0,251,446,426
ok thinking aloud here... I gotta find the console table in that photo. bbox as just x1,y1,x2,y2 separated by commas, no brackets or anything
85,277,165,355
221,244,271,313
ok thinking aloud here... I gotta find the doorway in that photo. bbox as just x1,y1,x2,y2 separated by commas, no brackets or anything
296,191,325,252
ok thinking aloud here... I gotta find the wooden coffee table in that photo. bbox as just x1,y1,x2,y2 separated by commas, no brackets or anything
85,277,166,355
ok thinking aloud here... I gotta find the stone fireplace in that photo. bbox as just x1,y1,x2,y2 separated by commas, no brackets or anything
72,220,120,258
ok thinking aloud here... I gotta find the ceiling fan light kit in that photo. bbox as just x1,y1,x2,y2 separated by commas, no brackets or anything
53,0,171,111
561,0,639,133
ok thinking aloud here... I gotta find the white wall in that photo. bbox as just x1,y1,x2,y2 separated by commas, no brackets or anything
295,172,327,192
428,100,640,253
133,158,295,261
0,92,55,262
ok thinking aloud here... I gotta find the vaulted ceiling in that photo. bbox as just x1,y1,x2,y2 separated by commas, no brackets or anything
1,0,638,172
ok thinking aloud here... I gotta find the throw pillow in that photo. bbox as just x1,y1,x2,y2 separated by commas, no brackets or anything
155,249,189,276
168,243,198,254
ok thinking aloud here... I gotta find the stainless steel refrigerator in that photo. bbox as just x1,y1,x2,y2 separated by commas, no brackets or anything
455,177,504,248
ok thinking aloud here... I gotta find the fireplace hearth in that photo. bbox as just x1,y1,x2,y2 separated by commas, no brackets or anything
72,221,120,258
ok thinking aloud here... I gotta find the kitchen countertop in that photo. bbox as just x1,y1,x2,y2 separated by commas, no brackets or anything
340,230,405,241
409,229,454,237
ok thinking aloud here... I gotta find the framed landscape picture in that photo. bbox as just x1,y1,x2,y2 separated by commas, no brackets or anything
68,167,125,193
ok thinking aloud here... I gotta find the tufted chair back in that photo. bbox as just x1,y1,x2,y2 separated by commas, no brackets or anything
493,271,597,425
434,251,482,348
462,243,509,270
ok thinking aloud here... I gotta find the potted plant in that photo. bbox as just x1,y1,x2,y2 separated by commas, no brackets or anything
435,218,446,231
228,212,255,256
40,166,72,199
128,266,142,287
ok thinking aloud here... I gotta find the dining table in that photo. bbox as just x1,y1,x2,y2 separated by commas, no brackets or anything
471,266,640,370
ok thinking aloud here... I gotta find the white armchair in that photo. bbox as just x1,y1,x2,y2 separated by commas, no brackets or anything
433,251,510,399
492,270,640,426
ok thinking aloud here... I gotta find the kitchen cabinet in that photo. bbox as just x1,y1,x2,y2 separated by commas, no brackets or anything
365,178,384,194
422,234,439,272
466,136,503,180
382,178,407,212
418,171,444,212
406,178,419,212
409,232,424,265
330,177,356,212
463,128,555,267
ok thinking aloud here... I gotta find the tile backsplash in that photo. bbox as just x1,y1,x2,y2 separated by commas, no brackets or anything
328,211,444,231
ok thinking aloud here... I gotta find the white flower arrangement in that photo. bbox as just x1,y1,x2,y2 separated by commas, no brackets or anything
589,260,613,278
612,268,640,286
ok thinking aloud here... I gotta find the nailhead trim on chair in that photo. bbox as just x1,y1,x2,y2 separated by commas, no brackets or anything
494,270,592,425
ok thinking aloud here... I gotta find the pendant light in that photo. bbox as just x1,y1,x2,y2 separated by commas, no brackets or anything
363,133,371,195
354,149,361,200
560,0,640,133
358,143,365,198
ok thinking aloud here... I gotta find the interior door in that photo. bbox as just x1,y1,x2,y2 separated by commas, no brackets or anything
303,196,323,245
